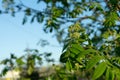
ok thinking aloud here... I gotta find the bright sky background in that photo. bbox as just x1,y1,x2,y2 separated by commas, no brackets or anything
0,0,62,71
0,13,62,59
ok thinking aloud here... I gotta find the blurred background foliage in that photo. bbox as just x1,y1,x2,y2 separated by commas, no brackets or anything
0,0,120,80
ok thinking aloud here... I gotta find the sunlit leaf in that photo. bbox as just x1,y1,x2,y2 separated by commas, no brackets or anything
66,60,72,71
86,56,102,70
16,58,25,65
27,66,33,75
105,67,115,80
92,62,107,80
71,44,84,51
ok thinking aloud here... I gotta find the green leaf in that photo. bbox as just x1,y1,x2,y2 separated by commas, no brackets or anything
45,52,51,57
22,16,27,25
25,8,31,15
70,52,76,58
85,49,97,54
92,62,107,80
27,66,33,75
69,44,85,56
16,58,25,65
0,59,9,65
71,44,84,51
62,39,71,52
66,60,72,71
116,69,120,80
86,56,102,70
110,70,115,80
30,15,36,23
69,48,79,54
36,56,42,61
50,27,53,32
11,53,17,59
102,31,109,39
105,67,115,80
1,67,9,76
105,67,109,80
60,51,70,63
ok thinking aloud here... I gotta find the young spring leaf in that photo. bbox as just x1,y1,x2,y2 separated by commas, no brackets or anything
16,58,25,65
71,44,84,51
86,56,102,70
105,67,115,80
27,66,33,75
66,60,72,71
92,62,107,80
105,67,109,80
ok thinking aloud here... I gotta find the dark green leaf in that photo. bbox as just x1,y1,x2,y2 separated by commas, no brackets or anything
60,51,70,63
22,16,27,25
50,27,53,32
62,39,71,52
25,8,31,15
109,69,115,80
11,53,17,59
30,15,36,23
0,59,9,65
45,53,51,57
2,67,9,76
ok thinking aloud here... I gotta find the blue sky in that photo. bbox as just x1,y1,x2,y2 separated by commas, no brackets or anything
0,13,62,59
0,1,62,71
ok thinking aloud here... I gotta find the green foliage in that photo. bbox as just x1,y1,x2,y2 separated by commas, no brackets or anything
86,56,102,70
106,67,115,80
1,0,120,80
92,62,107,80
103,12,118,27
